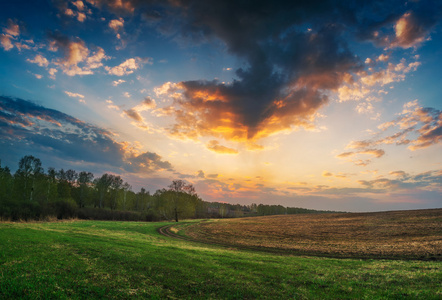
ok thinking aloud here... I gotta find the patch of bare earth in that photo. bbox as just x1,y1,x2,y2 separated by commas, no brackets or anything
184,209,442,260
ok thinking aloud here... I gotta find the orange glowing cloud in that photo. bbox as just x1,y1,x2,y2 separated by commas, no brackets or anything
394,12,427,48
206,140,238,154
157,76,336,144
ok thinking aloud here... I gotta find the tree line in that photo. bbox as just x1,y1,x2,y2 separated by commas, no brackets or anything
0,155,337,222
0,155,205,221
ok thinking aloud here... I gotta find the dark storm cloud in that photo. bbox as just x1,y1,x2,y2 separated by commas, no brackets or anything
158,0,441,140
84,0,442,141
0,96,173,173
163,0,364,139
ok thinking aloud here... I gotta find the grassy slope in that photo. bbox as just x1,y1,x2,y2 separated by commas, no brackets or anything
0,220,440,299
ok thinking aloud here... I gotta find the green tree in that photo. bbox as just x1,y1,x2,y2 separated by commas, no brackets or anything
168,180,197,222
56,169,71,198
15,155,43,202
46,167,58,203
0,161,13,220
121,182,131,211
77,171,94,208
95,173,113,208
110,175,123,210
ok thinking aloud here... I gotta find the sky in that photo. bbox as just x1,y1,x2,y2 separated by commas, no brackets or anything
0,0,441,212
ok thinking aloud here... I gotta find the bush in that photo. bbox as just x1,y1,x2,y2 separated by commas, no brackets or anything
54,198,78,219
77,207,146,221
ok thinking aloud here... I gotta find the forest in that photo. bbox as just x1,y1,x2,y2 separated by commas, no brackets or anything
0,155,333,222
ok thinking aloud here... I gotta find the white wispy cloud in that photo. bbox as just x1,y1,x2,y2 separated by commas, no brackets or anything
106,57,152,76
112,79,126,86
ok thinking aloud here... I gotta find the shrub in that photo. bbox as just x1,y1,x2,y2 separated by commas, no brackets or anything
54,198,78,219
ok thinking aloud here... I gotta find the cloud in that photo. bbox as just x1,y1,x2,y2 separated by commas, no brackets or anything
393,12,430,48
77,12,87,22
389,171,408,178
106,99,120,110
64,91,85,99
206,140,238,154
64,91,86,104
346,141,372,149
377,54,389,62
136,1,380,142
1,19,20,51
4,19,20,37
117,0,440,144
60,0,88,22
357,2,442,49
322,171,352,179
121,97,157,131
27,54,49,67
338,57,421,106
161,27,361,140
65,8,75,16
49,32,109,76
48,68,58,79
0,34,14,51
86,47,108,69
123,109,142,122
338,100,441,166
109,18,124,31
358,149,385,158
138,97,156,110
336,148,385,166
0,96,172,174
112,79,126,86
337,151,355,158
123,97,156,121
106,57,151,76
72,1,85,11
358,170,442,192
369,101,440,150
197,170,205,178
85,0,134,13
126,152,173,173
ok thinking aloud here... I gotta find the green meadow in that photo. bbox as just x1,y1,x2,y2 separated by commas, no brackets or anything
1,220,441,299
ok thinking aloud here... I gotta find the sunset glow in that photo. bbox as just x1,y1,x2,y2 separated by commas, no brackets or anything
1,0,441,211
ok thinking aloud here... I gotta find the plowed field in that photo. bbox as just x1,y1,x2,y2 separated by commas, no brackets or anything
183,209,442,260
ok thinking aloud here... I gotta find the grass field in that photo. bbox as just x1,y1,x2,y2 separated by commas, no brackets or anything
0,212,441,299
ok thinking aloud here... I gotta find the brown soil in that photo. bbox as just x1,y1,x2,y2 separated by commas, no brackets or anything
183,209,442,260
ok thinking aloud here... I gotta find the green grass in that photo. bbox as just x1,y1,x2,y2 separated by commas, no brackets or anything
0,220,441,299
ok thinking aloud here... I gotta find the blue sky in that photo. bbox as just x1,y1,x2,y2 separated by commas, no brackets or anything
1,0,441,212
